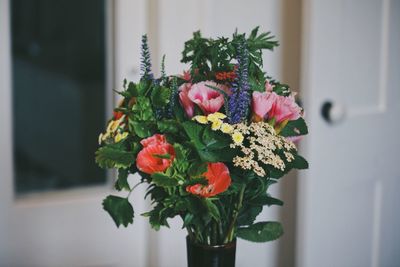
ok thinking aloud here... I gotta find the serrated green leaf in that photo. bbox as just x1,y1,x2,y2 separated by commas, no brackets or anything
95,145,136,169
130,121,155,138
151,86,171,107
157,120,181,134
115,168,130,191
151,172,178,187
237,221,283,242
102,195,134,227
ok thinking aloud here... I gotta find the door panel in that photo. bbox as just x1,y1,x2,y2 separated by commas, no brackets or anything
297,0,400,266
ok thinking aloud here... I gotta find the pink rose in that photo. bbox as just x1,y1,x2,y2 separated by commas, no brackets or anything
252,91,278,119
252,91,302,123
187,81,228,115
136,134,175,175
269,94,302,123
178,83,195,118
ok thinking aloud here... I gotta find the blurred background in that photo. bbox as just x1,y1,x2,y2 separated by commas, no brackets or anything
0,0,399,266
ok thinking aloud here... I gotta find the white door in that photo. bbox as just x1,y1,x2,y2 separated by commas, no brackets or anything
297,0,400,266
0,1,149,267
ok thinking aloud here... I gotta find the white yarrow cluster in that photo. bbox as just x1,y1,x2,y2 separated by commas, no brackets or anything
230,122,296,177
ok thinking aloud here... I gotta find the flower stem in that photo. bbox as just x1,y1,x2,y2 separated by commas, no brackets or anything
224,184,245,243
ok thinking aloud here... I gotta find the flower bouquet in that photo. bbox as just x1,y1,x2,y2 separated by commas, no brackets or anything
96,27,308,266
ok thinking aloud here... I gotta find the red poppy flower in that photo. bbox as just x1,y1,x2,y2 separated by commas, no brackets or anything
140,134,167,148
186,162,231,198
113,111,124,120
136,134,175,174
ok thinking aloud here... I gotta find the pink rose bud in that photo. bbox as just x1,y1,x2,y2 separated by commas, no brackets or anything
178,83,195,118
187,81,228,115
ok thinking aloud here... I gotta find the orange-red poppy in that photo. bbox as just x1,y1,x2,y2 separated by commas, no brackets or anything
186,162,231,197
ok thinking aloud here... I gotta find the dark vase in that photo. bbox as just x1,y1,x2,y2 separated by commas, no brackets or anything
186,236,237,267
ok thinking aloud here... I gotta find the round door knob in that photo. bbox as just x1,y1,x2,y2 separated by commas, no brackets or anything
321,101,346,124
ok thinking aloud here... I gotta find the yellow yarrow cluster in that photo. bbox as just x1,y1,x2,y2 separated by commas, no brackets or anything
192,112,234,134
98,115,129,144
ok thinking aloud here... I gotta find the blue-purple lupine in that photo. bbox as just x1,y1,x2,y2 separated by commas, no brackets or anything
167,77,178,118
140,35,154,81
228,39,250,124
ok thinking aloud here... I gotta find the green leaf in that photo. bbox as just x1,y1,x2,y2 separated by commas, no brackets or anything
202,127,230,150
131,96,155,121
291,154,309,169
95,145,136,169
102,195,134,227
197,149,234,162
237,205,262,226
151,172,178,187
183,177,208,187
249,195,284,207
237,221,284,242
173,143,190,161
188,162,207,177
182,121,235,162
130,121,155,138
115,168,130,191
127,81,138,97
204,199,220,220
137,80,152,96
280,117,308,137
151,86,171,107
182,121,205,149
157,120,181,134
183,213,194,227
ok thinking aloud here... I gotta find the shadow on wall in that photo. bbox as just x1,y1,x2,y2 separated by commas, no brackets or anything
277,0,303,266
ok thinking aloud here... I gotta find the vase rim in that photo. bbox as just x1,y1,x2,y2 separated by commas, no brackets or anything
186,235,237,250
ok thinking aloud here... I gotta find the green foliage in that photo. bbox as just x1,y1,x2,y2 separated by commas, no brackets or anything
115,168,130,191
181,27,278,82
151,86,171,107
157,120,181,134
95,143,136,169
248,194,284,207
103,195,134,227
205,199,221,221
129,96,156,138
280,117,308,137
96,27,309,247
237,221,283,242
130,121,155,138
151,172,179,187
182,121,235,162
237,205,262,226
292,154,309,169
